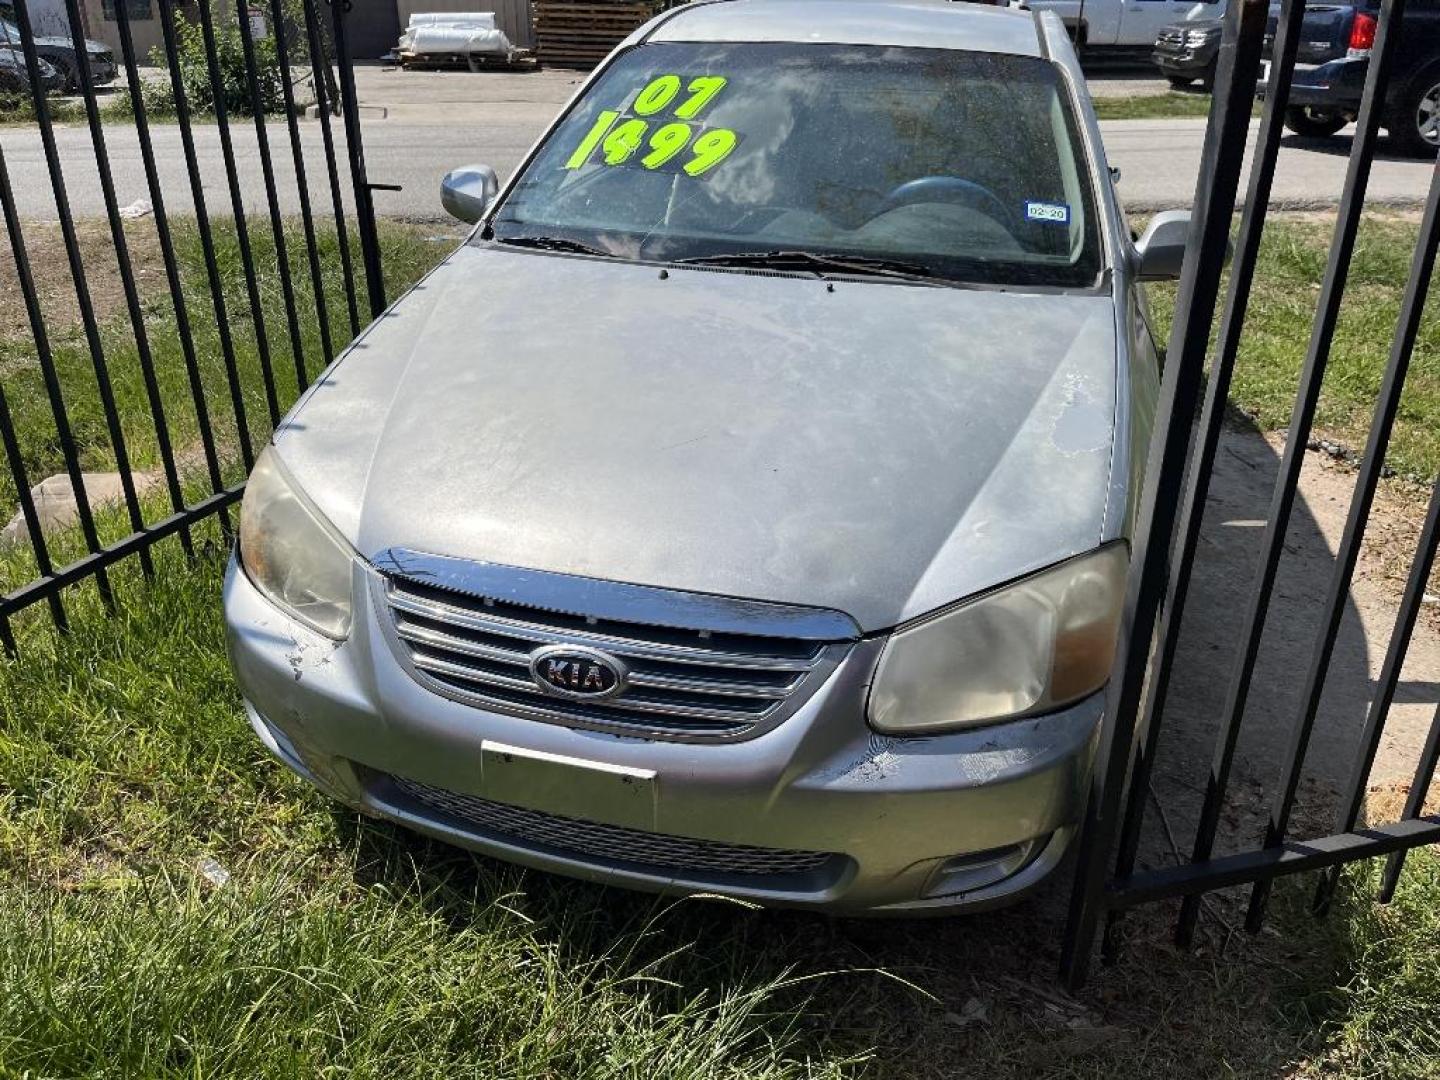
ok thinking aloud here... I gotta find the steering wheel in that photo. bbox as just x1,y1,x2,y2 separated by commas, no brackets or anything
868,176,1017,231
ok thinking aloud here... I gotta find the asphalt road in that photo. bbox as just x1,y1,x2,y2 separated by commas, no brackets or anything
0,112,1430,223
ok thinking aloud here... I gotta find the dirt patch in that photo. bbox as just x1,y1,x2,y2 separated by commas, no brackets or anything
0,218,164,344
1340,452,1440,637
1128,414,1440,904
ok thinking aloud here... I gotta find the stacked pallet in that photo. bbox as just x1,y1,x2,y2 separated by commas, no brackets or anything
534,0,658,69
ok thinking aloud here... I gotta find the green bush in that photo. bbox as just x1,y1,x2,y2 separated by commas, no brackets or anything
0,90,94,126
138,14,292,118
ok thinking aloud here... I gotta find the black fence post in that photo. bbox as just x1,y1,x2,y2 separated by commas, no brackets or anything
1107,0,1308,959
112,0,229,520
301,0,363,339
268,0,337,369
235,0,312,393
195,0,283,431
11,0,149,586
1058,0,1270,990
328,0,389,320
1244,0,1411,933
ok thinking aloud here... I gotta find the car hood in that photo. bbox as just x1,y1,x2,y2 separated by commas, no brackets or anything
1159,16,1221,32
276,245,1120,633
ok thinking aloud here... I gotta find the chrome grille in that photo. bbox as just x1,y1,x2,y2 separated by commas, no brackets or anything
388,774,837,878
1155,26,1185,46
376,550,858,742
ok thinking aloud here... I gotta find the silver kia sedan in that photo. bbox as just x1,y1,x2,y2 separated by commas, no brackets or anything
226,0,1189,913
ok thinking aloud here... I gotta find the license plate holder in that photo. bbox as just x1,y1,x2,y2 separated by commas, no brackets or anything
481,740,657,830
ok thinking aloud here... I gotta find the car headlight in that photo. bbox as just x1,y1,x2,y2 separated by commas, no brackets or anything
1185,29,1213,46
239,445,356,640
868,544,1128,734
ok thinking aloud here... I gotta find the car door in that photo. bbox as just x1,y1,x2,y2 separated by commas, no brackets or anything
1118,0,1219,46
1029,0,1124,46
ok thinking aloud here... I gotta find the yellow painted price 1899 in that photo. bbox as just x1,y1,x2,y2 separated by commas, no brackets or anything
564,74,740,177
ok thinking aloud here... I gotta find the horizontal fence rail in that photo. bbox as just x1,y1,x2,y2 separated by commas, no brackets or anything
0,0,387,648
1062,0,1440,987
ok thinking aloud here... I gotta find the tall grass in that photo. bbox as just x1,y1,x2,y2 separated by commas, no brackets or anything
0,217,440,596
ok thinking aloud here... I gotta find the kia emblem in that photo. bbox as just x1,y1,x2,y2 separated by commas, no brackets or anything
529,645,627,700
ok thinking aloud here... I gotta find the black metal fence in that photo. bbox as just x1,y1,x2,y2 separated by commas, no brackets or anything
1061,0,1440,987
0,0,386,651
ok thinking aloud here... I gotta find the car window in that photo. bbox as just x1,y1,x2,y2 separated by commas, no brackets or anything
487,42,1104,289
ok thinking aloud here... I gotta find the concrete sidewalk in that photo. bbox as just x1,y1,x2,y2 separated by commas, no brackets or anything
351,65,583,123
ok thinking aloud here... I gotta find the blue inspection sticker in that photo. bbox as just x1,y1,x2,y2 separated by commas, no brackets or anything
1025,201,1071,225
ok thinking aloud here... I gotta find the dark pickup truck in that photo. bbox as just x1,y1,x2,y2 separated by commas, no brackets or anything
1261,1,1440,155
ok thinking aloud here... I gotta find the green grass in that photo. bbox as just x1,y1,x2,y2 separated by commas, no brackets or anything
1092,93,1269,122
1092,91,1218,121
1146,212,1440,483
0,90,155,128
0,94,90,126
1,210,1440,1076
1292,857,1440,1080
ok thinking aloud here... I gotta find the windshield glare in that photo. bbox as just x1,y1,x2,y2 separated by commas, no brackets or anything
488,42,1104,289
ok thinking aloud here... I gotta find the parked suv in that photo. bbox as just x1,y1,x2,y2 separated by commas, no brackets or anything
1259,1,1440,155
1152,17,1222,88
227,0,1189,913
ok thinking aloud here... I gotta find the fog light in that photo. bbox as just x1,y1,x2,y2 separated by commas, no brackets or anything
922,839,1044,898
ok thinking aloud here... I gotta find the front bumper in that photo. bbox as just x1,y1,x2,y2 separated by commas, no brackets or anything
224,554,1102,914
1152,42,1218,80
86,56,116,85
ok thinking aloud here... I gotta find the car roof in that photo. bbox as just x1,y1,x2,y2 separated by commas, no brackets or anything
647,0,1045,58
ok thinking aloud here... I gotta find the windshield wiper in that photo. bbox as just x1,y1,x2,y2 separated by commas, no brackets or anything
493,234,615,258
675,249,936,282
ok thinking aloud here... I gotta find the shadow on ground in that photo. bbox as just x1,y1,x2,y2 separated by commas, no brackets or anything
1279,130,1428,164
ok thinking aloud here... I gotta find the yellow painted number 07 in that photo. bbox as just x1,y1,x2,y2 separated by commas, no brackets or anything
633,74,727,118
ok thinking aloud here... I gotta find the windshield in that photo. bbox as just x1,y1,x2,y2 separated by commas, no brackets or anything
487,41,1103,289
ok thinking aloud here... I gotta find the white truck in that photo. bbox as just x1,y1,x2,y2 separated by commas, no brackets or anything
1025,0,1225,48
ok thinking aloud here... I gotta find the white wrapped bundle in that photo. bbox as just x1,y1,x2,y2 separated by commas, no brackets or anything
399,13,512,56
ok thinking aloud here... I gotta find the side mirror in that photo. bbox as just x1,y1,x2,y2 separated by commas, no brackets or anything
1133,210,1191,282
441,164,499,224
